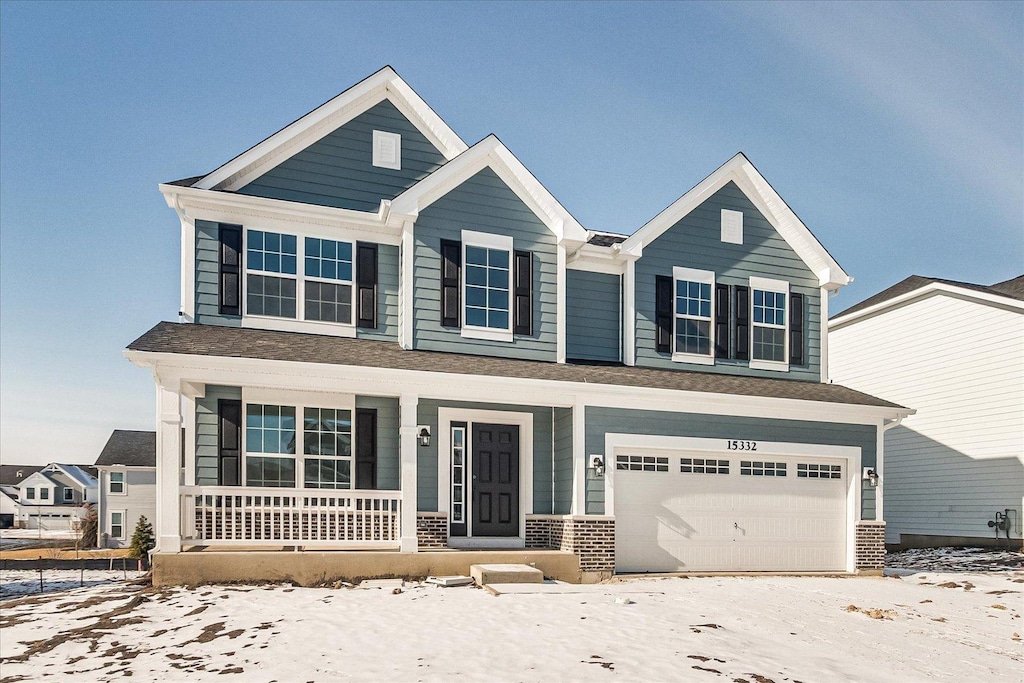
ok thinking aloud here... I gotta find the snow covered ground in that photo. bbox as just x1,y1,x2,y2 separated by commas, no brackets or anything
1,553,1021,682
0,528,80,551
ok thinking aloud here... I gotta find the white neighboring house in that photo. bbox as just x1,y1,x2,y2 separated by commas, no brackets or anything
14,464,97,530
94,430,157,548
830,275,1024,549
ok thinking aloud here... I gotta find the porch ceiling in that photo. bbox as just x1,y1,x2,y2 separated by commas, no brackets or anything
127,322,902,408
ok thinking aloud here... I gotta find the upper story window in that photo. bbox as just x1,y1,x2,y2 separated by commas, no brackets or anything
63,488,74,501
25,487,34,500
750,277,789,371
40,488,49,500
461,231,514,342
244,230,354,327
658,267,716,365
109,471,126,495
372,130,401,170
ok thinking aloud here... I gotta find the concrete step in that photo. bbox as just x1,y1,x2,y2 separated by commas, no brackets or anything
470,563,544,585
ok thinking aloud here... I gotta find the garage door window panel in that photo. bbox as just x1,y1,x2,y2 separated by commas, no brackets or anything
616,455,669,472
797,463,842,479
740,460,787,476
680,458,729,474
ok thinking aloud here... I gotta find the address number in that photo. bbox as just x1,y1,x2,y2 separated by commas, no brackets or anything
726,440,757,451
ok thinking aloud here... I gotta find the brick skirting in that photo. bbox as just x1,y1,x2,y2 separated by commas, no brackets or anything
526,514,615,574
416,513,448,550
856,521,886,571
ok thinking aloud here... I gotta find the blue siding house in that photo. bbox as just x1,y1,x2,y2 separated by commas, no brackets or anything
129,67,909,583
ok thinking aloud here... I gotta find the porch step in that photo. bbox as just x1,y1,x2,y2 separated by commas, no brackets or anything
470,563,544,586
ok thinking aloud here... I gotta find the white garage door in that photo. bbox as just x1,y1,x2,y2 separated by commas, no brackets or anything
614,452,848,572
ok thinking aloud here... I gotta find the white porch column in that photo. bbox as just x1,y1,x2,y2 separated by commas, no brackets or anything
399,393,419,552
571,399,587,515
875,420,885,522
155,380,183,553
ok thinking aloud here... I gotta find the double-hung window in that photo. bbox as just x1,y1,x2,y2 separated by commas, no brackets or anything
63,488,74,502
462,231,513,342
40,488,49,500
672,267,715,365
750,276,789,371
244,230,355,329
245,404,297,487
26,488,34,500
109,471,125,494
110,511,125,540
303,407,352,489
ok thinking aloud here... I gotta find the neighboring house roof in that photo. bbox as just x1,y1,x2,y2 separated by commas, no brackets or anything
95,430,157,468
19,470,62,488
0,486,19,503
832,274,1024,325
43,464,98,489
0,465,44,486
189,66,468,193
127,322,904,409
622,153,850,289
389,135,589,244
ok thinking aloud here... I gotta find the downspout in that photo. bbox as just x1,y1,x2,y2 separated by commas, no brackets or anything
875,416,905,523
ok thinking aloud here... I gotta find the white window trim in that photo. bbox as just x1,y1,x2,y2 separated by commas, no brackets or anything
749,276,790,372
242,228,357,337
63,487,74,502
721,209,743,244
109,510,126,540
108,471,127,496
671,266,715,366
372,130,402,170
460,230,514,343
240,390,358,490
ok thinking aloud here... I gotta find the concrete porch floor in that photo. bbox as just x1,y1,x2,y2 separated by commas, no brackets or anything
152,549,586,586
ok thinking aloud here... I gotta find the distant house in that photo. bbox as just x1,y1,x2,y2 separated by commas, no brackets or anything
13,464,97,530
0,465,44,528
830,275,1024,549
94,430,157,548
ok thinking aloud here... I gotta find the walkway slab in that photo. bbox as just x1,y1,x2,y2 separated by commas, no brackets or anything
470,563,544,585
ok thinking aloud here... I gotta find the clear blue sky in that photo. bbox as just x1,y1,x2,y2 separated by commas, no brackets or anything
1,1,1021,465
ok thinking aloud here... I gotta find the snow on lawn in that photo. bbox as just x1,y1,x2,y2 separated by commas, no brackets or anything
1,567,1022,682
1,569,147,599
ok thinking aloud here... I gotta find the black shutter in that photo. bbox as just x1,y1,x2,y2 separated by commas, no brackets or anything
655,275,673,353
219,224,242,316
356,242,378,329
734,285,750,361
355,408,377,490
218,399,241,486
714,283,730,358
513,250,532,336
789,292,805,366
440,240,461,328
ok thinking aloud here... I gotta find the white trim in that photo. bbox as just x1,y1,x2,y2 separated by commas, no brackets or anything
566,243,628,275
830,281,1024,329
571,401,586,515
461,231,514,342
749,276,790,372
372,130,401,170
436,408,534,541
460,327,513,343
178,213,196,322
672,266,716,365
462,230,512,251
820,288,830,383
243,387,355,411
127,350,912,425
623,153,849,289
242,316,357,338
194,67,467,192
623,259,636,366
556,245,566,363
390,136,589,244
602,433,862,573
400,220,415,350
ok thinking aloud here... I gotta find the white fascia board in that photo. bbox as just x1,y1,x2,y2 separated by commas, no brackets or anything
566,243,628,275
124,349,913,425
194,67,467,192
159,185,402,246
830,282,1024,329
389,136,589,244
623,153,850,289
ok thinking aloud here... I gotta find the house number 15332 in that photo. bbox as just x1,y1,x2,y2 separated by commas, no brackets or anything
726,440,757,451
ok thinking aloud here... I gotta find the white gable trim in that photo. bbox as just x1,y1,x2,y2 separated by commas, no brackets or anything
193,66,468,193
830,282,1024,330
389,135,589,244
622,153,850,290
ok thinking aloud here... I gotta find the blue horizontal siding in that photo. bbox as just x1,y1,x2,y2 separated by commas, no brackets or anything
567,270,620,362
195,220,241,327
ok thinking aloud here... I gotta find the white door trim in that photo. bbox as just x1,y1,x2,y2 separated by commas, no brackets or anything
437,408,534,541
604,433,862,573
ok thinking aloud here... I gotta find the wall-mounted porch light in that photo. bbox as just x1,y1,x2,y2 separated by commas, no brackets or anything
589,454,605,478
417,426,431,447
862,467,879,487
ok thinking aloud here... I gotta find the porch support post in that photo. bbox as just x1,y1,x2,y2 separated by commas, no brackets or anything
571,399,586,515
399,393,419,552
155,379,183,553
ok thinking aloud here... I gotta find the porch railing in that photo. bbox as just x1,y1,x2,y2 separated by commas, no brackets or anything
180,486,402,548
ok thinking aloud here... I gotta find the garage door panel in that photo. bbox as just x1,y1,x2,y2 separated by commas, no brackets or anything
614,453,848,573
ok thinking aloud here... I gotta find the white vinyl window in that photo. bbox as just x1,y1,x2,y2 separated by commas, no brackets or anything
63,488,74,502
302,407,352,489
672,267,715,365
25,487,34,500
461,230,513,342
245,231,354,327
109,471,126,495
749,276,789,371
110,511,125,540
40,488,49,500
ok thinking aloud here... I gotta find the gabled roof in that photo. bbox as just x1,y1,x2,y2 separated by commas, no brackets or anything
42,463,98,489
622,153,850,289
832,274,1024,325
19,470,61,488
189,66,467,193
0,465,44,486
95,430,157,468
127,322,906,410
389,135,589,244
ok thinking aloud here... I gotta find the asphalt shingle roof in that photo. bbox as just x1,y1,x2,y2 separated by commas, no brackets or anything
95,430,157,468
0,465,44,486
127,322,903,409
835,274,1024,319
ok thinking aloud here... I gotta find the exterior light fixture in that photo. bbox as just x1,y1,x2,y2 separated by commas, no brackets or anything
417,426,431,447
